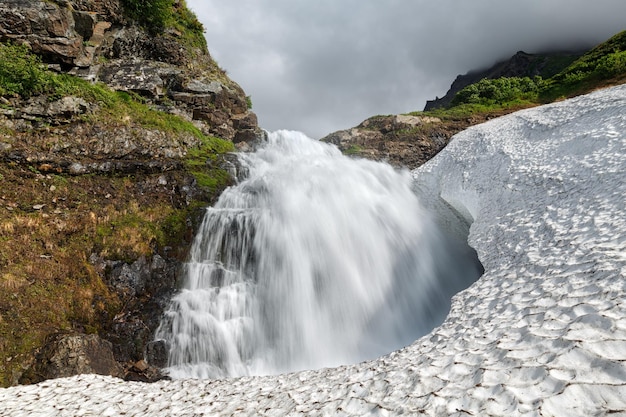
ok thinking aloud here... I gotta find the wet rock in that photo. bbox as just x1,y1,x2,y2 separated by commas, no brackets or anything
124,359,169,383
97,254,180,364
146,340,168,368
0,0,259,388
71,10,96,40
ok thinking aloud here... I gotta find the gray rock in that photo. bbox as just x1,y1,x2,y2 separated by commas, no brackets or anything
145,340,168,368
184,79,223,94
98,254,180,363
98,58,170,98
20,333,123,384
71,10,96,40
46,96,91,117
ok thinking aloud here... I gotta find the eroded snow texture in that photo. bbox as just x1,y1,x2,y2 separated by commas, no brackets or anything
1,85,625,416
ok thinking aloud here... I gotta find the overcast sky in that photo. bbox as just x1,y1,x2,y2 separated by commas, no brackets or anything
188,0,626,139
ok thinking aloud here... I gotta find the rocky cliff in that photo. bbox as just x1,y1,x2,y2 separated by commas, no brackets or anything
0,0,261,146
0,0,260,386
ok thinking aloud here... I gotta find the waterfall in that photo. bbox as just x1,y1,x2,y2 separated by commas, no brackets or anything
155,130,482,379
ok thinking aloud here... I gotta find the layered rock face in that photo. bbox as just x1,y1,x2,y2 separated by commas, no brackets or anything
0,0,261,147
321,114,448,169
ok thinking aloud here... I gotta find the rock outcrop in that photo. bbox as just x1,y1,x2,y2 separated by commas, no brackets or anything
321,110,514,169
322,114,446,169
0,0,261,144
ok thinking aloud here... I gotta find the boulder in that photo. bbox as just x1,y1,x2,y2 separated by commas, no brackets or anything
20,333,123,384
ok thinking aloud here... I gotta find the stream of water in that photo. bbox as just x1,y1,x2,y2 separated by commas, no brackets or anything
155,130,482,379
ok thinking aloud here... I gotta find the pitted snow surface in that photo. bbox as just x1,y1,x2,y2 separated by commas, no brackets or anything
1,85,625,416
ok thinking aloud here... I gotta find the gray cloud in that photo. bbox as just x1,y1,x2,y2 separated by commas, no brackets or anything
189,0,626,138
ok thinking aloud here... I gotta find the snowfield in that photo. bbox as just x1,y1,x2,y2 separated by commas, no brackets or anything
1,85,625,416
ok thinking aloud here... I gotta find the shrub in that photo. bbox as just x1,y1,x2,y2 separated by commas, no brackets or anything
0,43,53,98
452,76,544,107
121,0,174,33
595,50,626,78
120,0,206,49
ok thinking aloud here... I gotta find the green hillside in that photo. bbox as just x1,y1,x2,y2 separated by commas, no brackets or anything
428,30,626,118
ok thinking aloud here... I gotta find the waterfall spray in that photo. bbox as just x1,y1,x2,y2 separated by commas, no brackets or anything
155,130,482,379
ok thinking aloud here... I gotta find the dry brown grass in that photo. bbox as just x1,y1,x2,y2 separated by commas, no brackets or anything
0,273,27,290
0,163,192,386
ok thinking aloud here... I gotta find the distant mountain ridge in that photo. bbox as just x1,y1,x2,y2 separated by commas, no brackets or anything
424,50,583,110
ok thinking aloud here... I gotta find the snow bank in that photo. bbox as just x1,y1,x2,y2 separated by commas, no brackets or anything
1,85,625,416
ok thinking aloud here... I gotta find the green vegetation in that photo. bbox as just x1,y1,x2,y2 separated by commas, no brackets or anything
0,41,209,142
122,0,174,32
344,145,363,155
0,43,52,98
110,91,208,140
556,31,626,79
121,0,206,50
451,76,545,107
530,54,581,79
540,31,626,102
426,30,626,120
184,135,235,194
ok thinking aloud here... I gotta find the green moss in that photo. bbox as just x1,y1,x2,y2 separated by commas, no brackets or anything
344,145,362,155
192,169,232,192
106,91,206,140
159,208,191,247
169,0,207,50
178,134,235,195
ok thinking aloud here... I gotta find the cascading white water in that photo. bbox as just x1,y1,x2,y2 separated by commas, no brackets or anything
155,130,482,379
